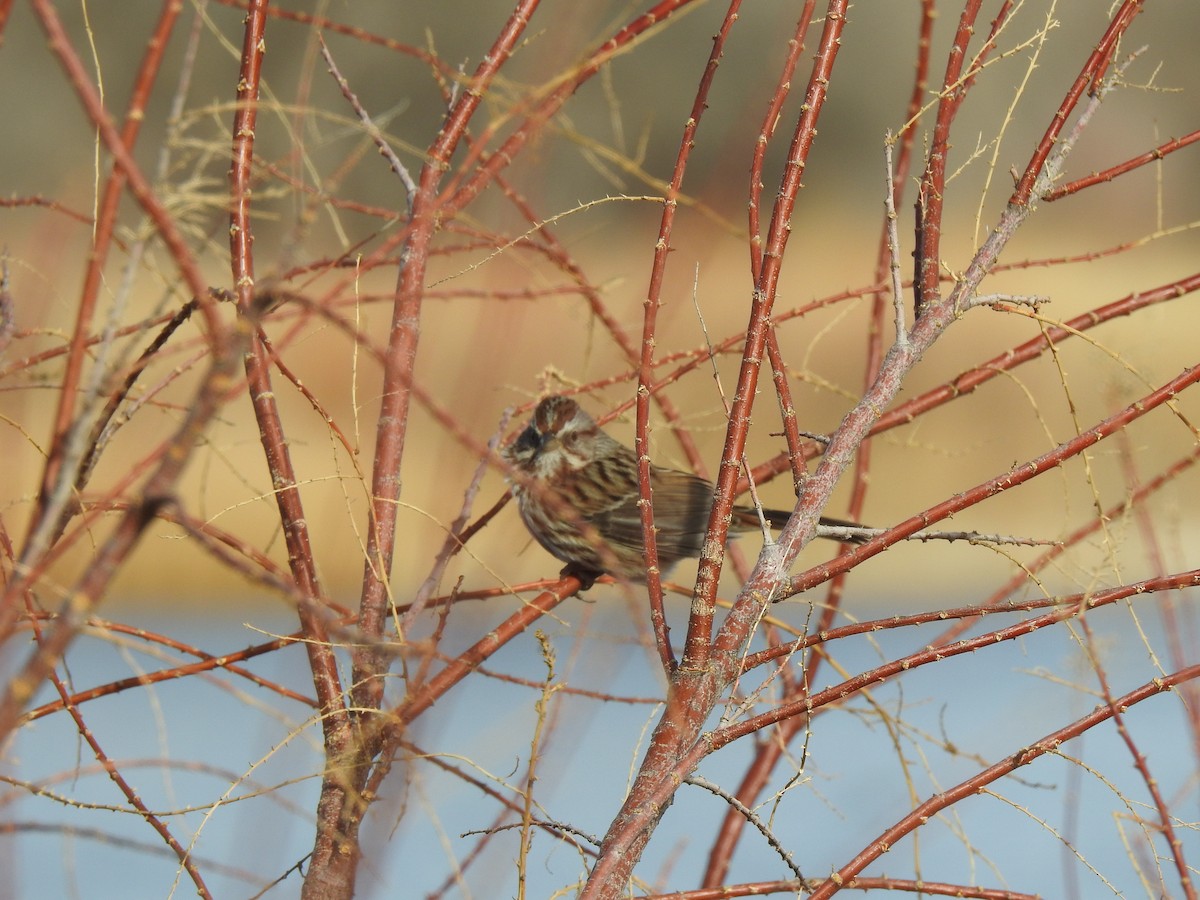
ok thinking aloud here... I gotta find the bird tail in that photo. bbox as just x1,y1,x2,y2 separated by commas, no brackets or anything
736,506,870,543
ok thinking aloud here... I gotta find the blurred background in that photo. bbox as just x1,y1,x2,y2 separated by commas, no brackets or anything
2,1,1198,602
1,1,1198,897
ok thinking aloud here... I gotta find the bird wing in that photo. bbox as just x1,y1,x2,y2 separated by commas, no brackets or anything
587,466,714,566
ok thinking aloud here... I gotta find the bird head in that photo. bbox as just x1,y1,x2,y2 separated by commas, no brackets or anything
505,395,600,476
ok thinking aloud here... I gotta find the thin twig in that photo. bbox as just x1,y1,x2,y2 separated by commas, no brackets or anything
685,774,806,883
319,34,417,213
883,132,908,343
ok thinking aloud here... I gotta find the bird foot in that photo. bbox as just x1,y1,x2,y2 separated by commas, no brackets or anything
558,562,603,592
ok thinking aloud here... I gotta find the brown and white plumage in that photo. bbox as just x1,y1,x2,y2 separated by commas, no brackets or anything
503,395,861,584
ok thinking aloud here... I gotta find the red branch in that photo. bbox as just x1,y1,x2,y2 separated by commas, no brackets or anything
636,0,747,674
1011,0,1145,206
807,664,1200,899
787,362,1200,596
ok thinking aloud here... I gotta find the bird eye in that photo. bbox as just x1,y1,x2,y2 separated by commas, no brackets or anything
513,425,543,457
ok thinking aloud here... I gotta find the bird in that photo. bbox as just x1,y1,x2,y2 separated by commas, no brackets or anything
502,394,864,585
